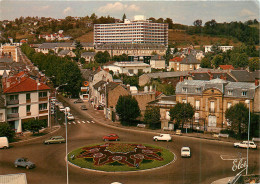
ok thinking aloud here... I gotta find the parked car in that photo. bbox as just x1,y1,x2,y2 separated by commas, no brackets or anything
0,137,9,149
74,98,84,104
80,105,88,110
175,129,182,135
103,134,120,141
181,147,191,158
234,141,257,149
59,107,65,112
44,136,65,144
153,134,172,142
14,158,35,169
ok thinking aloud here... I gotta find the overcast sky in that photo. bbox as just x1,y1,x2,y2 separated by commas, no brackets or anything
0,0,259,25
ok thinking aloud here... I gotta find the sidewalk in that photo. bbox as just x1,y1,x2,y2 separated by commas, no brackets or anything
211,177,233,184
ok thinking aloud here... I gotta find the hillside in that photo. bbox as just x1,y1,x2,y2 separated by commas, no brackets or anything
76,29,242,47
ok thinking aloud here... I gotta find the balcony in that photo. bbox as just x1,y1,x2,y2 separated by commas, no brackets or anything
7,113,19,119
39,97,48,102
7,100,19,105
39,110,48,114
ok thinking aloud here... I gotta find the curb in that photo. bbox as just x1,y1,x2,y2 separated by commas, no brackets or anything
10,125,61,145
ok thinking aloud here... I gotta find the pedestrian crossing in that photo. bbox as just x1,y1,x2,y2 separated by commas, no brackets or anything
63,120,95,126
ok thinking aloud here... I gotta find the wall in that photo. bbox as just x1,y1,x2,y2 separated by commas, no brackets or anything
132,92,156,115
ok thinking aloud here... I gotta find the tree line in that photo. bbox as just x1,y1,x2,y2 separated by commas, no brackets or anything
21,44,83,97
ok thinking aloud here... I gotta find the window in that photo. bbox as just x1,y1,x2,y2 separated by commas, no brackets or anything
195,100,200,110
26,105,31,112
39,103,47,111
242,91,247,96
26,93,30,100
182,87,187,93
190,64,193,69
210,101,215,113
182,99,187,103
11,107,18,113
128,69,134,74
195,112,199,122
227,102,232,109
228,90,233,95
196,88,201,93
10,95,18,101
39,92,47,98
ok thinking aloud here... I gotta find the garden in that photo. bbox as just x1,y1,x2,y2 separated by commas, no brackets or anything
68,143,175,172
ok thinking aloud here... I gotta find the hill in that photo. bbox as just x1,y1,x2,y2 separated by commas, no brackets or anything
76,29,242,47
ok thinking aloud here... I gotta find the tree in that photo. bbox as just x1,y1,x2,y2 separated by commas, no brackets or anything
193,19,202,27
212,54,224,68
200,57,212,68
225,102,249,138
0,123,15,141
94,51,110,63
115,95,140,125
23,119,47,134
74,40,83,62
248,57,260,71
144,107,161,129
169,102,195,129
122,13,126,22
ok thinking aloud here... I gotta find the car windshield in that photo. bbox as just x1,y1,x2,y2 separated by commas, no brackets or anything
182,149,190,152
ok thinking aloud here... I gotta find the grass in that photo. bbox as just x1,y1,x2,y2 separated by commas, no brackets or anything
68,143,175,172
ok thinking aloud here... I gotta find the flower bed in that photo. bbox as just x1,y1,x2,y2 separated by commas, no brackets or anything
68,143,175,172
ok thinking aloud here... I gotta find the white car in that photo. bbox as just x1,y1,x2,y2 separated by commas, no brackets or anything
153,134,172,142
181,147,191,158
234,141,257,149
59,107,65,112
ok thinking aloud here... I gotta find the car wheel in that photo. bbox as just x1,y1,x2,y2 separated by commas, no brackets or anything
59,142,62,144
155,138,158,141
3,146,7,149
15,164,18,168
236,146,239,148
26,165,30,170
47,142,50,145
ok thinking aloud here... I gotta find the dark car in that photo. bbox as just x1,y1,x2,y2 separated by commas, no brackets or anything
103,134,120,141
14,158,35,169
80,105,88,110
74,98,84,104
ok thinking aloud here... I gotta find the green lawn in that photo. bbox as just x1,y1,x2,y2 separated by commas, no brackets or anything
68,143,175,172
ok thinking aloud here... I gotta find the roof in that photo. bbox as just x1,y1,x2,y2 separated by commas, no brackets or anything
3,72,50,94
81,52,95,57
230,70,255,82
93,80,106,89
141,71,190,79
219,65,234,70
150,55,165,60
169,57,183,62
180,55,200,64
252,70,260,79
58,50,71,56
80,69,93,80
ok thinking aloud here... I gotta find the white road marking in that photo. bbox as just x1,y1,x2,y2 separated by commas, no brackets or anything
87,121,90,123
73,121,76,124
68,122,71,125
82,121,86,124
63,123,66,125
77,121,81,124
220,155,246,160
91,121,95,123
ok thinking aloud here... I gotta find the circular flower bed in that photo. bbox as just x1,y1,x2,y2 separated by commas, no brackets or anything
68,143,175,172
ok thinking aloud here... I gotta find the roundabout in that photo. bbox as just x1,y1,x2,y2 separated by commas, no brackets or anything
68,142,175,172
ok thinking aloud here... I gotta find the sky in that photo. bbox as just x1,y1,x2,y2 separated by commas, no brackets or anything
0,0,259,25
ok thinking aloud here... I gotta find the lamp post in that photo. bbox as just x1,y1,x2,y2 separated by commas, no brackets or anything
245,99,250,175
185,82,188,133
64,107,70,184
54,83,68,126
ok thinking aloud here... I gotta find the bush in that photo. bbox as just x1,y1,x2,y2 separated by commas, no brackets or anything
0,123,15,141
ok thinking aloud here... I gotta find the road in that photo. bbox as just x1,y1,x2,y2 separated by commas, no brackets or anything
0,98,259,184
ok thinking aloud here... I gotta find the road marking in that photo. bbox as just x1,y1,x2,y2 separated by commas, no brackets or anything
73,121,76,124
91,121,95,123
68,122,71,125
87,121,90,123
77,121,81,124
63,123,66,125
220,155,246,160
82,121,86,124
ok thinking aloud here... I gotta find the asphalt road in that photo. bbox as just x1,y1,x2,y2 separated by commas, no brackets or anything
1,99,259,184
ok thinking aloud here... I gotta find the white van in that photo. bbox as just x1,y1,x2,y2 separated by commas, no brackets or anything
0,137,9,149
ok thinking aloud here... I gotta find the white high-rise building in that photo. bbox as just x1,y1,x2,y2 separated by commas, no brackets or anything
94,16,168,46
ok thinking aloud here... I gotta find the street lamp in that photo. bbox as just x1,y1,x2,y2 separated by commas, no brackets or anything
184,81,188,133
64,106,70,184
54,83,68,126
245,99,250,176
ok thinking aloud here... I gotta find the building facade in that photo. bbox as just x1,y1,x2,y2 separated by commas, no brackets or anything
94,16,168,46
175,79,258,132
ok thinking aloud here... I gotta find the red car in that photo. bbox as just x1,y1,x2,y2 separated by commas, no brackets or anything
103,134,120,141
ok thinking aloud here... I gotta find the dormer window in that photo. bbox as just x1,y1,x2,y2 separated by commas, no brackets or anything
182,87,187,93
242,91,247,96
228,90,233,95
196,88,201,93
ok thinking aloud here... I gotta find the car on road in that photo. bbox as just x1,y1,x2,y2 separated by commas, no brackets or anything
175,129,182,136
0,137,9,149
103,134,120,141
74,98,84,104
80,105,88,110
153,134,172,142
234,141,257,149
44,136,65,144
181,147,191,158
59,107,65,112
14,158,35,169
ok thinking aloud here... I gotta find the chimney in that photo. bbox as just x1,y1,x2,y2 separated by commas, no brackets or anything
180,76,184,82
210,74,213,80
255,79,259,86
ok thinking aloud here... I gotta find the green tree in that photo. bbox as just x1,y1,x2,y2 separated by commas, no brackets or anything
122,13,126,22
212,54,224,68
115,95,140,125
74,40,83,62
225,102,249,138
94,51,110,63
144,106,161,129
200,57,212,68
23,119,47,134
248,57,260,71
0,123,15,141
169,102,195,129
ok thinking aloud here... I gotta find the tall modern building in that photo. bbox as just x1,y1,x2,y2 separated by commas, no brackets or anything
94,15,168,46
